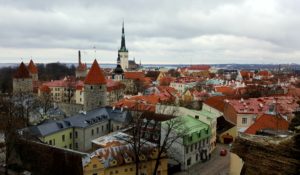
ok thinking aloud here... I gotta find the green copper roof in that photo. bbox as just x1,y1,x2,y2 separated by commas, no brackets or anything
164,115,211,145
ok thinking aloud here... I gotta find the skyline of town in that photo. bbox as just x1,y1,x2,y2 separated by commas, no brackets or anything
1,0,300,64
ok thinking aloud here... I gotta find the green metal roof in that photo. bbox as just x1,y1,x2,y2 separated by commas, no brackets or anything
164,115,211,145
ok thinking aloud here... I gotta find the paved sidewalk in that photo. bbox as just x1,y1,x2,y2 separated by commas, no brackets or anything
174,144,230,175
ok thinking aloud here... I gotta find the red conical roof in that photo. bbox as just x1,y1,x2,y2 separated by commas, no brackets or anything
27,59,38,74
84,59,106,85
14,62,31,78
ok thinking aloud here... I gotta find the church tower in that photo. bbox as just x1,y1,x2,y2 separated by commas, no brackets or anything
83,59,107,111
112,54,124,81
118,21,129,70
76,50,88,79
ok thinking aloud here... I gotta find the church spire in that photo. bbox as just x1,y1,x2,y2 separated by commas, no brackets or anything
78,50,81,64
119,20,127,52
117,53,121,65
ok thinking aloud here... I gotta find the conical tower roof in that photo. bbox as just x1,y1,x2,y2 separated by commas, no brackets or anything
14,62,31,78
84,59,106,85
27,59,38,74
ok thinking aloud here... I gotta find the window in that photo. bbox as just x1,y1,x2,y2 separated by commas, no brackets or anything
75,142,78,149
97,127,99,134
186,147,188,154
242,118,247,124
91,129,94,136
117,126,120,130
53,139,55,145
64,145,67,148
190,145,193,152
115,170,118,173
75,131,78,138
195,143,197,150
124,169,128,172
196,154,198,161
69,144,72,149
102,125,104,131
49,140,52,145
62,135,65,142
130,168,133,171
93,173,98,175
107,124,109,130
90,86,93,90
99,86,102,89
187,158,191,166
70,132,72,139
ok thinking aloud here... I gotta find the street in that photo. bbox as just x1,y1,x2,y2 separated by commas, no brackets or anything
174,144,230,175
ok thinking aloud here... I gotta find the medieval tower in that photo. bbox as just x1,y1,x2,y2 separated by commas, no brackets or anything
27,59,38,81
83,59,107,111
13,62,33,93
118,22,128,70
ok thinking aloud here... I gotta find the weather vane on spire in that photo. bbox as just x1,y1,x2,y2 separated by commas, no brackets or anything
93,45,96,58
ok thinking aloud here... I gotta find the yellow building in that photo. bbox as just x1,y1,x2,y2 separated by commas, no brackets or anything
83,133,168,175
38,127,74,149
83,147,168,175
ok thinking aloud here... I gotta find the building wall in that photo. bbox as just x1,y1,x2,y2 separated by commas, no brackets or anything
112,74,124,81
30,73,38,81
223,103,238,124
83,156,168,175
42,128,73,149
84,84,107,111
219,126,237,144
13,78,33,93
75,89,84,104
76,70,88,78
119,51,128,70
236,113,256,132
107,88,124,106
82,122,110,151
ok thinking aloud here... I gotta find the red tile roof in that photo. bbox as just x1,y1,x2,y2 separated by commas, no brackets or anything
215,86,236,96
244,114,289,134
114,99,156,112
240,70,254,79
257,70,272,77
27,60,38,74
84,59,106,85
227,96,299,115
14,62,31,78
107,79,126,92
39,85,51,93
204,96,228,112
124,72,145,80
187,65,211,71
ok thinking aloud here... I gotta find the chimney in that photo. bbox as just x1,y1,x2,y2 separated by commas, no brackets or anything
78,50,81,64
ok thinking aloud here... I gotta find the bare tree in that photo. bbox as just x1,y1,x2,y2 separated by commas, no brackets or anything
152,116,189,175
34,91,53,118
0,94,27,175
120,104,189,175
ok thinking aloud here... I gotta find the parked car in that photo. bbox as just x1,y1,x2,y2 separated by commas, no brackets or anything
220,148,227,156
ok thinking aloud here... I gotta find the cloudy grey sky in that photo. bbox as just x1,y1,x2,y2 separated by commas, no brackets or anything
0,0,300,64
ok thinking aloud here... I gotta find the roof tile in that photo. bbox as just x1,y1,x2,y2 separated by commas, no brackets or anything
84,59,106,85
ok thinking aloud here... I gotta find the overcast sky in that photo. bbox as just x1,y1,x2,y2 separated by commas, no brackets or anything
0,0,300,64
